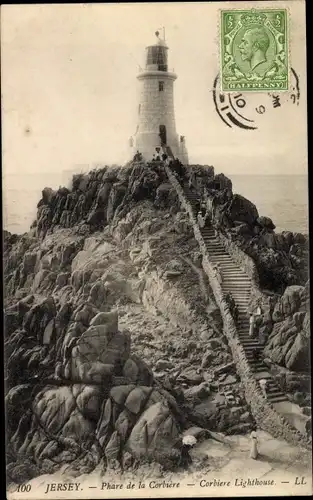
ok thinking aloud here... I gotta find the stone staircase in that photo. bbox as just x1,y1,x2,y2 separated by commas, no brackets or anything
183,183,288,405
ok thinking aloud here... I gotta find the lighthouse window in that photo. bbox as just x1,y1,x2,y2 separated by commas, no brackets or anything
138,104,141,115
159,81,164,92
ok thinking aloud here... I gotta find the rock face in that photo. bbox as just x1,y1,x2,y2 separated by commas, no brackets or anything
261,285,310,372
5,161,247,484
4,161,309,483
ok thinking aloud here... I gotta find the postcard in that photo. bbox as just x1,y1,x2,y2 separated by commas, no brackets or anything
2,1,311,498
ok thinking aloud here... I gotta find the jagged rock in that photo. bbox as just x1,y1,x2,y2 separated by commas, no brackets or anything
213,362,235,376
154,359,175,371
69,310,130,384
227,194,259,226
154,182,178,210
219,374,237,385
107,182,127,222
178,368,203,385
42,187,56,205
285,330,310,371
272,285,304,322
212,173,232,191
125,401,181,465
256,216,276,231
200,350,215,369
264,309,310,372
183,382,211,402
23,296,56,342
123,355,154,386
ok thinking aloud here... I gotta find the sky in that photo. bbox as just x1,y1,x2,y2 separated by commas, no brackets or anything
1,1,308,179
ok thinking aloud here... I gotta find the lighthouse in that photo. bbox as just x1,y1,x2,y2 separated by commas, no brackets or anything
130,31,188,164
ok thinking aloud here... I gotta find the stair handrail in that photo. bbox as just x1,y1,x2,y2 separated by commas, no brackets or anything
165,165,310,449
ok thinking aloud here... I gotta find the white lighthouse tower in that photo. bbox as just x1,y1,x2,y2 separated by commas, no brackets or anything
130,30,188,164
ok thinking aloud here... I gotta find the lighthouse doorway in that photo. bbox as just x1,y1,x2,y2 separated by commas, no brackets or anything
159,125,167,146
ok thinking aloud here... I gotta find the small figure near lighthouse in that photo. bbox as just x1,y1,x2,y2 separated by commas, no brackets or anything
130,30,188,164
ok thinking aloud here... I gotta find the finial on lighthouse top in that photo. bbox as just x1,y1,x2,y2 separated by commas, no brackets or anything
155,28,167,47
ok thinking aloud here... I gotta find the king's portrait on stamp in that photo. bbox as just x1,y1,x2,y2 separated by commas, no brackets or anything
221,9,289,92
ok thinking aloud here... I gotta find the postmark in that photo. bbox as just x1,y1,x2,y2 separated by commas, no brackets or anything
220,8,289,92
213,67,300,130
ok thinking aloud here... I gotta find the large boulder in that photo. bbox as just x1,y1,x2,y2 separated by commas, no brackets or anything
272,285,304,322
256,216,276,231
70,311,131,384
264,311,310,372
226,194,259,226
212,173,232,191
125,401,181,465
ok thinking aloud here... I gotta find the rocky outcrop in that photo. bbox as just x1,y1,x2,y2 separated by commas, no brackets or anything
4,160,310,483
5,161,254,484
259,285,311,372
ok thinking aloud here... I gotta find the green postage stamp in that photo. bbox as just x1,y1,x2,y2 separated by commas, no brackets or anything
220,8,289,92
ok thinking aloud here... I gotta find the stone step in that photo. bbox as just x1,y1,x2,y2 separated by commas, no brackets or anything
266,388,285,396
266,385,283,392
250,363,266,370
222,284,250,288
220,270,244,273
208,256,230,260
223,279,250,283
253,366,270,373
222,275,249,280
204,241,219,245
221,271,248,275
221,270,247,274
207,252,230,257
222,278,250,281
240,341,261,347
254,373,273,381
268,395,289,403
244,346,263,352
245,349,263,355
222,276,251,280
208,255,233,260
222,282,251,286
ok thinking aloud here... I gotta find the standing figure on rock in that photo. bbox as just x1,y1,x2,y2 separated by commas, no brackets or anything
188,170,197,191
259,378,268,398
225,292,235,313
213,264,223,285
249,312,256,338
249,431,259,459
233,303,239,325
180,435,197,467
197,211,205,229
204,196,213,225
